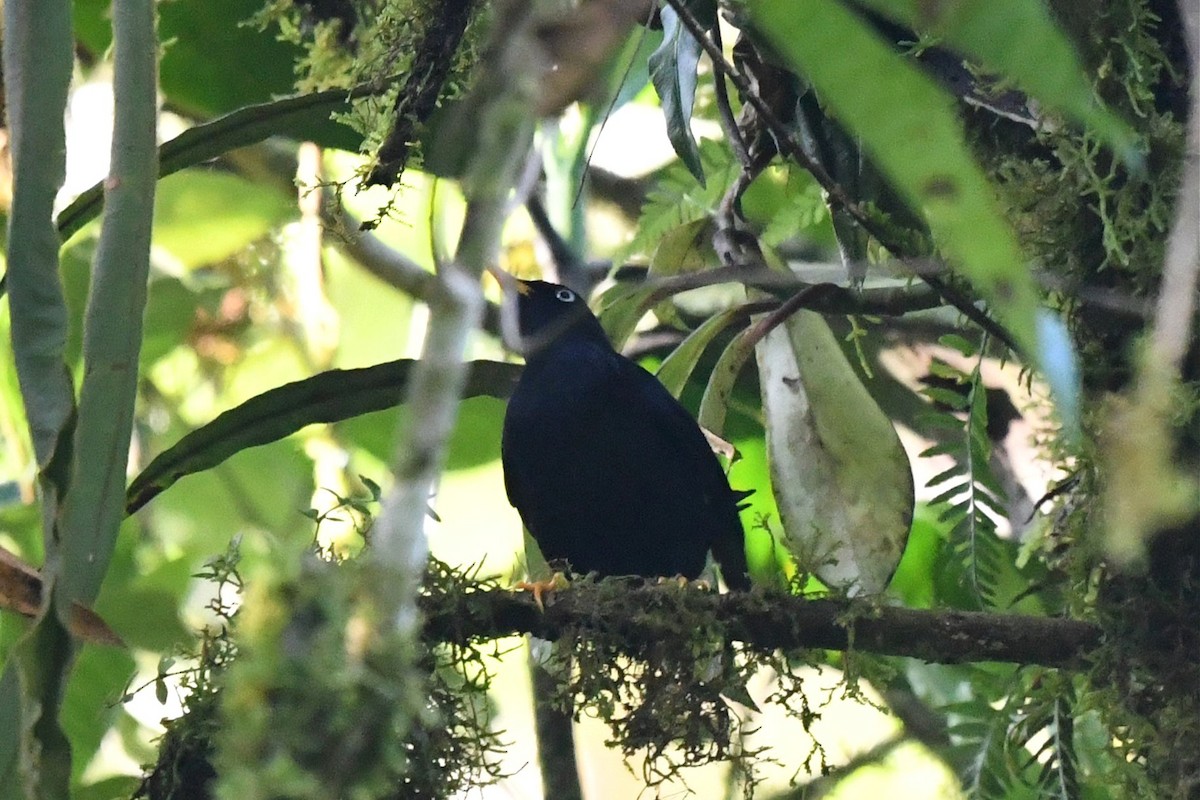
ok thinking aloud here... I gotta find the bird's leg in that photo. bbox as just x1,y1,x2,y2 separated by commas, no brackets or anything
517,572,570,610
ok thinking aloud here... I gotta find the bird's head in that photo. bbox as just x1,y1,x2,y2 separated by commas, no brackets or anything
512,279,609,357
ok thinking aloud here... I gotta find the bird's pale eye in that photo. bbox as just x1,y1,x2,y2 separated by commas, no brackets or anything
555,288,576,303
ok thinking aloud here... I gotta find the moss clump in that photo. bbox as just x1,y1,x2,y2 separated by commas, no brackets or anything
141,551,511,800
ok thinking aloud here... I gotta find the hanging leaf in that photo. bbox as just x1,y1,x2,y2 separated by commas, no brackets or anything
648,3,713,184
698,328,756,437
755,309,913,595
595,282,658,350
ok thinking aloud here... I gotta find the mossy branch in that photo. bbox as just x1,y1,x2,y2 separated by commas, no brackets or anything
420,581,1102,670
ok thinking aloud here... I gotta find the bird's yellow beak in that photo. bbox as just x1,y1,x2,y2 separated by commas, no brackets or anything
515,279,532,296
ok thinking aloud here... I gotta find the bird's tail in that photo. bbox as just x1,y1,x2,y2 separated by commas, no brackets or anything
713,533,752,592
715,488,754,591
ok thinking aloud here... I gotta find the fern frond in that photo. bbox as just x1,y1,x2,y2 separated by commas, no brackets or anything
946,698,1015,799
622,139,736,260
920,335,1011,609
1007,675,1081,800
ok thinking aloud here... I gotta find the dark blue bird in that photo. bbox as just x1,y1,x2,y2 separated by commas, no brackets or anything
500,279,751,590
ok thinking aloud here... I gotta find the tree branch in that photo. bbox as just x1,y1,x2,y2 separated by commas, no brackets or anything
660,0,1022,354
420,582,1102,670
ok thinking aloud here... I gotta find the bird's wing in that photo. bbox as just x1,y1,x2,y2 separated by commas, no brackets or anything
617,360,752,588
619,360,730,482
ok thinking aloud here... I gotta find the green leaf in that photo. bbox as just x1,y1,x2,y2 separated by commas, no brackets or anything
163,0,300,117
60,645,136,785
75,0,302,117
655,308,744,397
57,86,367,242
151,170,294,268
5,0,75,468
751,0,1043,359
755,309,914,595
856,0,1140,165
698,329,756,437
58,0,159,607
649,218,719,277
125,360,522,514
648,4,712,184
595,283,658,350
140,278,200,367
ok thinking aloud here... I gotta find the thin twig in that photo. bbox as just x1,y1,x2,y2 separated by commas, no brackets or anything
634,262,945,317
709,21,751,171
739,284,831,350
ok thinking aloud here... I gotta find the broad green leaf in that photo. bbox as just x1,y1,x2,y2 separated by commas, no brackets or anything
751,1,1043,358
57,87,367,242
149,438,313,557
140,278,201,367
151,170,294,268
755,309,913,595
76,0,303,119
655,308,744,397
125,360,522,514
324,248,418,369
856,0,1139,163
337,397,508,472
60,645,135,785
648,3,712,183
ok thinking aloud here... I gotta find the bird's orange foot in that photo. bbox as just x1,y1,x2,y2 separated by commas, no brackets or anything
517,572,570,610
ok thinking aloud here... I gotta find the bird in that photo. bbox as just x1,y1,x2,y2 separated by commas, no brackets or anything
500,278,751,590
